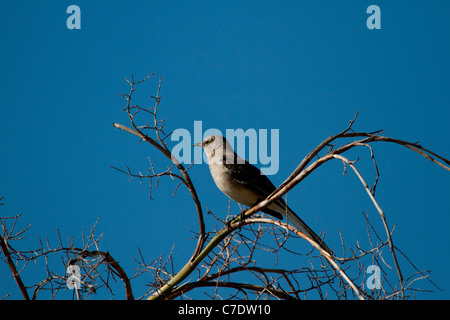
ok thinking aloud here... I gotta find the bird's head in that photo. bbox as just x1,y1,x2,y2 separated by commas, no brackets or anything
193,135,232,160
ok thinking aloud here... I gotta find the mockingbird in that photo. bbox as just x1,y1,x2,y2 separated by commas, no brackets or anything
194,135,331,254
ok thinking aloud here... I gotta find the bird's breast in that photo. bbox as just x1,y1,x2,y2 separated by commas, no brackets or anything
209,162,258,206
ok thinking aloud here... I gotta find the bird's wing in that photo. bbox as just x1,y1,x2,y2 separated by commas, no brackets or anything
223,159,285,219
223,157,332,254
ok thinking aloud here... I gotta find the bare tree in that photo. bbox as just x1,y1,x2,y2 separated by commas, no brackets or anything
1,74,448,300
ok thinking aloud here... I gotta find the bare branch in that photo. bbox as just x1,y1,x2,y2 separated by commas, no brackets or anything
113,74,205,261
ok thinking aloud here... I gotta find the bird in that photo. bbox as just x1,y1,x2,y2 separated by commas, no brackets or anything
194,135,331,254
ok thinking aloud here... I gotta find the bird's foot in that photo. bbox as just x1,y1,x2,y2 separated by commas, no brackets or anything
226,209,247,230
238,209,247,223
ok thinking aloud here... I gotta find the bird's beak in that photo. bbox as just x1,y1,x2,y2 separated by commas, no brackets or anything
193,142,202,147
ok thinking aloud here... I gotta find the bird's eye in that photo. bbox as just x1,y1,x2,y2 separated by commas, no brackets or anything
211,136,215,141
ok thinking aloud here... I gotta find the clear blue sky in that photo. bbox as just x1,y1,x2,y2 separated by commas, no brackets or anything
1,1,449,299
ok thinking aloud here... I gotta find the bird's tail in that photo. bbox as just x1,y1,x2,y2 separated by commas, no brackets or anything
285,208,332,255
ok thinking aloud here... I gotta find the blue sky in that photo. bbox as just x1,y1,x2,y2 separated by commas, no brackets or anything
0,1,449,299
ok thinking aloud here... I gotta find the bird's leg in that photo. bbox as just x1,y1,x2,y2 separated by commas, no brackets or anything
226,208,248,230
238,208,247,223
226,218,233,229
228,200,263,228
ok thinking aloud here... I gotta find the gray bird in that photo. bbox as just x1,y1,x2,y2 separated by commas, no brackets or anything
194,135,331,254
